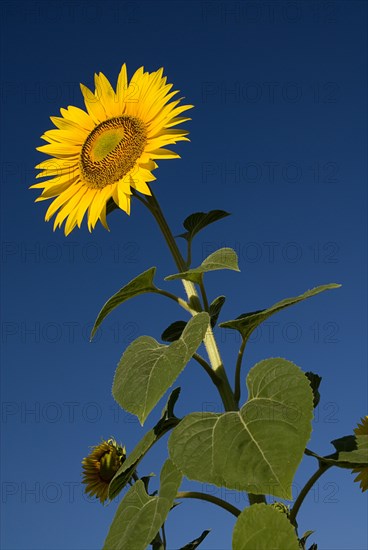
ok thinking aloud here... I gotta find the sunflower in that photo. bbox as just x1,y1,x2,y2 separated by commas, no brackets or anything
82,438,126,503
352,416,368,492
31,64,192,235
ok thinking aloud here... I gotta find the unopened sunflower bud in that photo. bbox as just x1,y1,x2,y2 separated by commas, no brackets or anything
82,438,126,503
270,501,290,517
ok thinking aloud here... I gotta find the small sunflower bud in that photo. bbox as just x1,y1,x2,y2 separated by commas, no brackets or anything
352,416,368,492
270,501,290,517
82,438,126,503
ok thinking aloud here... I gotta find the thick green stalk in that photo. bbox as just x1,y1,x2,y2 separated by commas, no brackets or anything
143,190,265,503
145,191,237,411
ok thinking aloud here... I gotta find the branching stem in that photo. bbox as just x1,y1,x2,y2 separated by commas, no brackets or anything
193,352,222,386
199,279,210,311
145,190,237,412
234,337,247,406
289,462,332,525
142,189,266,504
176,491,241,518
155,288,197,315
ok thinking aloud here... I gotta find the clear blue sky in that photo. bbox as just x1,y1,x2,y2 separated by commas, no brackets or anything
1,1,367,549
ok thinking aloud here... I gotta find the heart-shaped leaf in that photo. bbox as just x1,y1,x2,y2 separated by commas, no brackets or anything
91,268,158,340
103,459,182,550
165,248,240,284
219,284,341,339
169,358,313,499
113,312,209,424
232,504,299,550
179,210,230,241
109,389,181,500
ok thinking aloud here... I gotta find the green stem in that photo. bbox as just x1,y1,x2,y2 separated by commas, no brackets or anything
199,278,210,311
289,462,331,526
176,491,241,518
234,337,247,406
145,190,237,412
154,288,196,315
142,189,266,502
186,238,192,269
161,523,167,549
193,352,222,387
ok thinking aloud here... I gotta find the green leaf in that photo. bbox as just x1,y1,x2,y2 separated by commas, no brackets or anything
113,312,209,425
307,432,368,470
339,432,368,465
161,320,188,342
305,372,322,408
299,530,315,550
160,296,226,341
109,388,181,500
103,459,182,550
232,504,299,550
179,530,211,549
179,210,230,241
165,248,240,284
219,283,341,339
331,435,357,453
169,358,313,499
209,295,226,327
91,268,157,340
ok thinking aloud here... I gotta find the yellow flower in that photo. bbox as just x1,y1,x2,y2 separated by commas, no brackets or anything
82,438,126,503
31,64,192,235
352,416,368,492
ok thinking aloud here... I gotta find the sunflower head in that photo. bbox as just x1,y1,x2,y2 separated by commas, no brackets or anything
31,64,193,235
352,416,368,492
82,438,126,503
270,501,290,517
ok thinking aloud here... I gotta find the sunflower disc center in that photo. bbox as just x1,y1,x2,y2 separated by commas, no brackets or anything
80,116,147,189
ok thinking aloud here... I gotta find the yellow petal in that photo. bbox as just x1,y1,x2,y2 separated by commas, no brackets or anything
33,176,79,199
99,204,110,231
80,84,107,124
60,106,95,131
42,128,87,144
116,63,128,113
45,182,83,220
87,185,114,229
147,148,180,159
95,72,119,117
53,186,88,231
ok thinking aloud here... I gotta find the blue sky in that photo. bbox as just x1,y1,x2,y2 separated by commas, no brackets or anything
1,0,367,549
